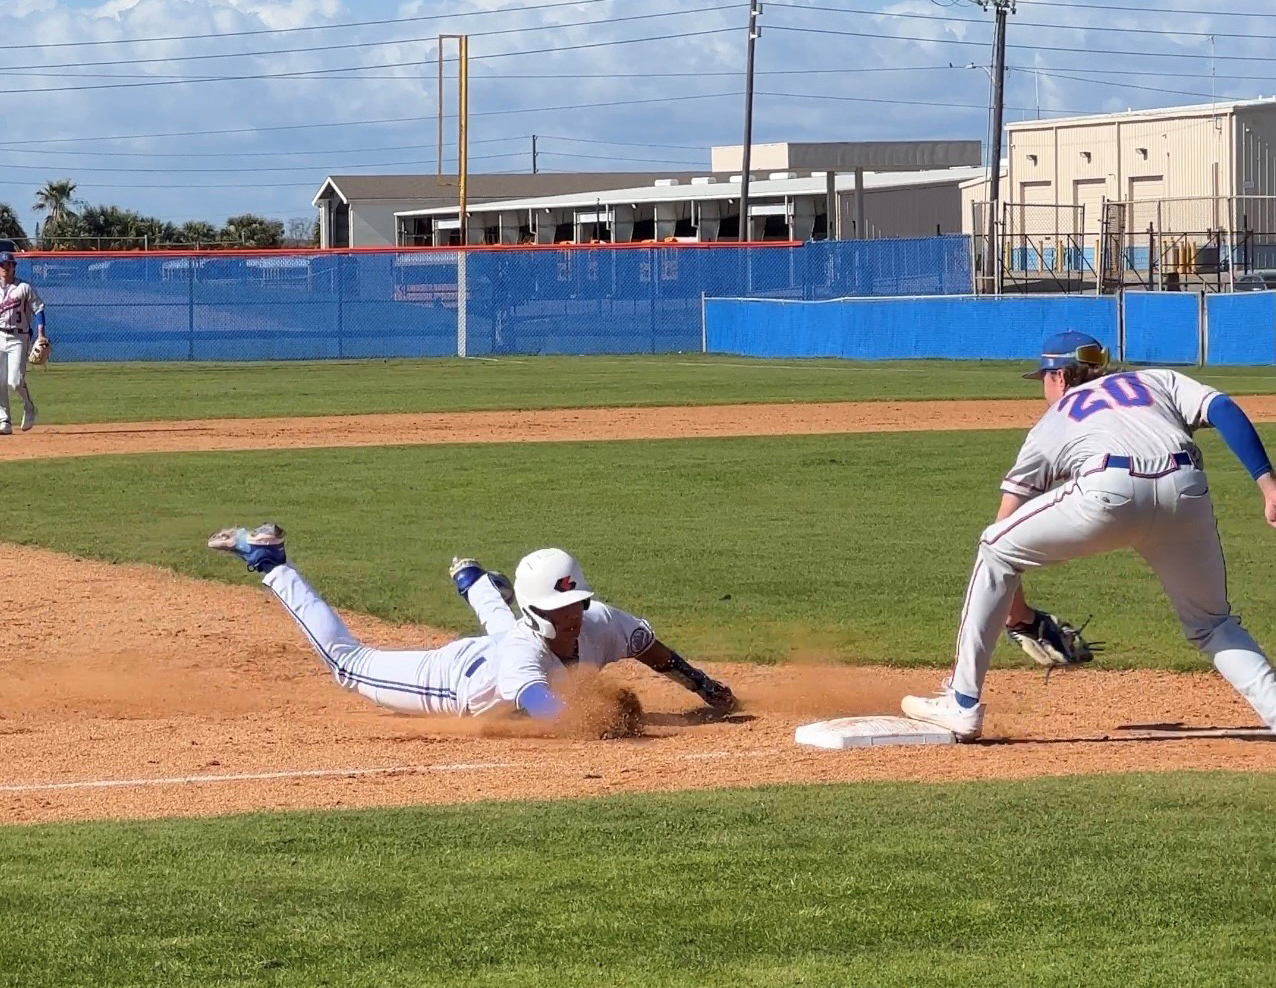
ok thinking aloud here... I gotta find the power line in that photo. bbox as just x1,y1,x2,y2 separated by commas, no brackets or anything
1027,0,1276,18
21,0,611,49
536,151,707,166
535,136,717,150
3,5,736,72
0,26,738,96
0,140,525,160
0,116,437,149
772,1,1276,42
768,22,1276,64
0,151,529,175
756,89,1082,115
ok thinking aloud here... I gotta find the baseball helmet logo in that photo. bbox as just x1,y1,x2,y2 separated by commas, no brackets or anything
554,575,577,592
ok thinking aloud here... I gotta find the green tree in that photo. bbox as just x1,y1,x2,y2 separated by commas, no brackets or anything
175,220,221,248
0,203,29,245
33,179,84,246
220,213,284,249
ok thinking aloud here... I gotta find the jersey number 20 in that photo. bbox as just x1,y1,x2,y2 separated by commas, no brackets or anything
1058,373,1153,422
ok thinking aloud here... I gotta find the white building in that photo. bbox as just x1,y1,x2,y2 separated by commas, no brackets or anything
392,141,982,246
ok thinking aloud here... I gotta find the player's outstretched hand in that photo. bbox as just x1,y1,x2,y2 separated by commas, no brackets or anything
1259,475,1276,529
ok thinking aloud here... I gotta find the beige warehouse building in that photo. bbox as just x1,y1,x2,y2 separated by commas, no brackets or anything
1005,96,1276,236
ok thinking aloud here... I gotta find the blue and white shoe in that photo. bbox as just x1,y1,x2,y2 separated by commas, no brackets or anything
449,556,487,597
449,556,515,603
208,523,286,573
900,679,984,742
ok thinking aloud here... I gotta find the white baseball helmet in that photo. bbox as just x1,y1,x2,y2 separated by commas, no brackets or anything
514,548,594,638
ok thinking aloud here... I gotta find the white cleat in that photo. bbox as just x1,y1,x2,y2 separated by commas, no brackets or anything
901,687,985,742
0,421,11,436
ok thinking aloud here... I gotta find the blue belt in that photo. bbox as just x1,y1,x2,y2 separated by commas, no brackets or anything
464,656,486,678
1103,451,1194,471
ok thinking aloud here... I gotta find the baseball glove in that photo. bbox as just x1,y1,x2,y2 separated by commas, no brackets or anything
1006,610,1102,669
28,336,50,366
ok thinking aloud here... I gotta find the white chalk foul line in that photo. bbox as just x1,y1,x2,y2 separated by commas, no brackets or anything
0,749,788,795
0,761,520,794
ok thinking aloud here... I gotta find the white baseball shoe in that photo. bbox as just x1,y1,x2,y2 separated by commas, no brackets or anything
901,682,985,741
0,421,12,436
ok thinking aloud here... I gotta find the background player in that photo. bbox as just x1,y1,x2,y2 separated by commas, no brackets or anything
207,523,738,723
902,331,1276,741
0,250,47,433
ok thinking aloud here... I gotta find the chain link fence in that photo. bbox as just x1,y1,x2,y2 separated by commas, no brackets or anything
980,194,1276,295
13,238,973,361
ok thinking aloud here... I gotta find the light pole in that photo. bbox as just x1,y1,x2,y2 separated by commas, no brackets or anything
738,0,762,243
977,0,1015,291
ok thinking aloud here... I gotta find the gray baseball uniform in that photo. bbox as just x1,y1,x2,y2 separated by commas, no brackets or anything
951,368,1276,728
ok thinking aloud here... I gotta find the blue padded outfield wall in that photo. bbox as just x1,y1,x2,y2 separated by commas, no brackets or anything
1122,292,1200,365
704,294,1119,361
16,244,1276,365
1205,293,1276,365
13,236,972,362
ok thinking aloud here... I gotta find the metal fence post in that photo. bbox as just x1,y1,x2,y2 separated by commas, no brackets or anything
336,253,345,357
187,258,195,361
457,249,469,358
1198,289,1208,367
1116,285,1126,363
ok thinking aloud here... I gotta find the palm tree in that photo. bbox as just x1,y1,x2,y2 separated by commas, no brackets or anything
33,179,83,245
0,203,29,246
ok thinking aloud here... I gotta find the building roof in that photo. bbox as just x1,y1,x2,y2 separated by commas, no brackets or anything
312,172,716,207
710,140,982,173
395,166,990,218
1009,96,1276,130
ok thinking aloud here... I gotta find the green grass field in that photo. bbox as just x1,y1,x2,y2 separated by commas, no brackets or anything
6,425,1273,668
7,355,1276,986
25,355,1276,422
3,774,1275,988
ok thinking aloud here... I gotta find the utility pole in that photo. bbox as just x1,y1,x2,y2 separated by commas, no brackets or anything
532,134,539,174
982,0,1014,291
737,0,762,243
437,34,470,245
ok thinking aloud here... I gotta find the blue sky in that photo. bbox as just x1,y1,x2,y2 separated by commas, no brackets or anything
1,0,1272,236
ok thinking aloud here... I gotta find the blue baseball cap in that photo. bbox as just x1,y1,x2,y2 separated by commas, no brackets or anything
1023,331,1109,380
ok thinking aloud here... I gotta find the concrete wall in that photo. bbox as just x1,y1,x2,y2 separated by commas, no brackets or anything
843,181,964,239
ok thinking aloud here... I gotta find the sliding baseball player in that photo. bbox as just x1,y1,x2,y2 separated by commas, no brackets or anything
207,523,738,721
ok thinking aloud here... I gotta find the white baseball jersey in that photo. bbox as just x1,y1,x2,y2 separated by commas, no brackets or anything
0,278,44,335
946,367,1276,733
264,566,655,717
1001,369,1219,497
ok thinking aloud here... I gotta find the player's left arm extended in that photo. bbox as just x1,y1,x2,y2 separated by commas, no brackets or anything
1206,394,1273,480
632,640,739,712
1205,394,1276,525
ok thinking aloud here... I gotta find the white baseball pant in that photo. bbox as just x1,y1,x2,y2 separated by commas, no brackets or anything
261,565,515,715
951,454,1276,729
0,331,33,426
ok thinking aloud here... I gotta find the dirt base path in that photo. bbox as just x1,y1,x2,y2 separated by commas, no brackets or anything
5,394,1276,461
2,545,1272,826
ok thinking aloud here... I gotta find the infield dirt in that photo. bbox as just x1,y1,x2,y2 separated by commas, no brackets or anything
3,398,1274,826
